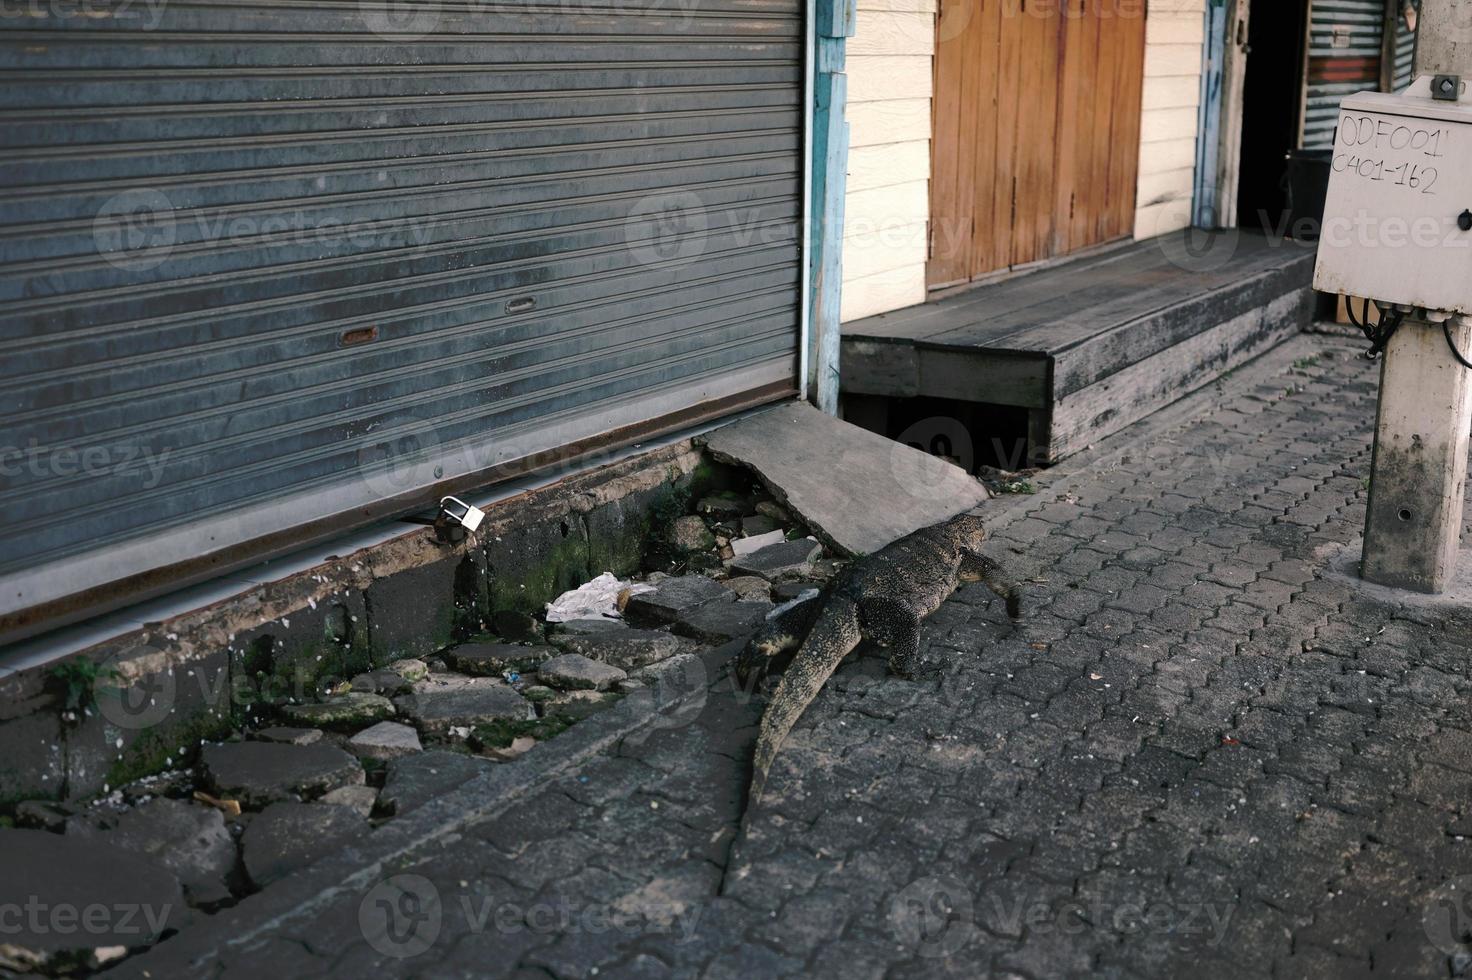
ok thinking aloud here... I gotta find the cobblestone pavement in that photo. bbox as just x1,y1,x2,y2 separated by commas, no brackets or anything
121,333,1472,979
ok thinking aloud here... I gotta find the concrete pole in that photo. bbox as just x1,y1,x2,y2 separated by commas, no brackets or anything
1360,0,1472,594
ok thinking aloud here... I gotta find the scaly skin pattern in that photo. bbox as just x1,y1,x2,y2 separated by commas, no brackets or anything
737,513,1024,811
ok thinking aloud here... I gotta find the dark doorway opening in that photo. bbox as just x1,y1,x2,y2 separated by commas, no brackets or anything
1237,0,1311,235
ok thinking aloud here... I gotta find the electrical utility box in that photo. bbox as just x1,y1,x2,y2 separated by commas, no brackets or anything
1314,78,1472,317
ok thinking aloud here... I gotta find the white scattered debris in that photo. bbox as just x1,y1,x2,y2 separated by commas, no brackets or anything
545,572,655,623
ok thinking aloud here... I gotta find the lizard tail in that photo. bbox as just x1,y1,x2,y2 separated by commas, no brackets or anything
747,593,863,807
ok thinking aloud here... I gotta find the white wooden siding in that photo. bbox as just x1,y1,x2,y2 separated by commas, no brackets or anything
1134,0,1207,240
840,1,936,322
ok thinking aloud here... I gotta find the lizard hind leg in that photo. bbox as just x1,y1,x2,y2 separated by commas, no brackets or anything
747,594,863,807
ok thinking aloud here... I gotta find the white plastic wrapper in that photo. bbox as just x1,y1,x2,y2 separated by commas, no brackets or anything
545,572,656,623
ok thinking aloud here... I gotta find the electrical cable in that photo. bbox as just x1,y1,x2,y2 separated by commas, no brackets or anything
1444,320,1472,371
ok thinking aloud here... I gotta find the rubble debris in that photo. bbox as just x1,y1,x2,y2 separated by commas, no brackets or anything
545,572,655,623
538,654,627,691
277,692,395,730
199,742,364,808
348,721,423,760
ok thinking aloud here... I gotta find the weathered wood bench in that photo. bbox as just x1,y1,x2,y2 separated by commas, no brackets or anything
840,230,1317,464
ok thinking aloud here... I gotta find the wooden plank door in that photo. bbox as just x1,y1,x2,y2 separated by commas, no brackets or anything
928,0,1148,289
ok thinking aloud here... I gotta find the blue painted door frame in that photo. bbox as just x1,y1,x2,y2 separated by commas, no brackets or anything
1194,0,1230,228
807,0,855,414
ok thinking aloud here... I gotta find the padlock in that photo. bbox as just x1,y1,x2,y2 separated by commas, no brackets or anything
439,496,485,533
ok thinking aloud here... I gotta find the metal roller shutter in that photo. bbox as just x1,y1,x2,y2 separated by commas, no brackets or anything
1392,1,1419,91
0,0,805,636
1304,0,1386,149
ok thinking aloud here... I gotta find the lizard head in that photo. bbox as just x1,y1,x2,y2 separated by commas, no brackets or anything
949,513,989,579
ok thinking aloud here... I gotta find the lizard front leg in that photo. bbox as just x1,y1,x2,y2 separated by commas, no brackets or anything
962,552,1024,619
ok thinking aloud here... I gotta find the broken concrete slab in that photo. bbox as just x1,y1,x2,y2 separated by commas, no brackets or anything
695,492,750,521
741,515,780,536
277,692,395,731
443,642,555,676
701,401,990,557
0,829,182,952
552,629,681,670
550,618,629,636
379,751,490,817
250,727,323,746
199,741,363,809
393,679,535,734
240,802,366,889
673,600,775,644
538,654,627,692
64,798,236,902
348,720,423,760
728,538,823,581
622,575,734,625
731,528,786,558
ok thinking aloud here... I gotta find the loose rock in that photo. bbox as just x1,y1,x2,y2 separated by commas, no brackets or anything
64,798,236,903
320,785,379,819
728,538,823,581
553,629,682,670
730,528,786,558
240,802,365,889
741,514,779,536
491,610,544,643
350,670,413,697
667,515,716,553
673,599,775,644
0,829,182,953
393,679,536,735
387,659,430,683
695,493,750,520
755,500,792,523
14,799,75,832
623,575,734,625
443,642,555,676
277,692,395,730
538,654,627,691
725,576,772,601
250,727,323,746
199,741,363,809
348,720,423,760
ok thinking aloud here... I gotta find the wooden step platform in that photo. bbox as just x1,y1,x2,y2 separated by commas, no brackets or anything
841,231,1317,464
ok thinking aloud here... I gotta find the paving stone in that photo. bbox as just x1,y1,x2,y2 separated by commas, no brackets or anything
0,828,183,953
250,726,323,746
537,654,627,691
64,798,237,905
553,629,682,669
622,574,734,625
672,599,775,644
347,720,423,760
392,678,535,734
379,751,490,817
728,538,823,581
277,692,395,731
240,802,366,888
199,741,364,808
443,642,556,675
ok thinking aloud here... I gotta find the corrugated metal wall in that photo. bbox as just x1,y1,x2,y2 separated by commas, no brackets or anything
1304,0,1386,149
1392,1,1419,91
0,0,804,634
